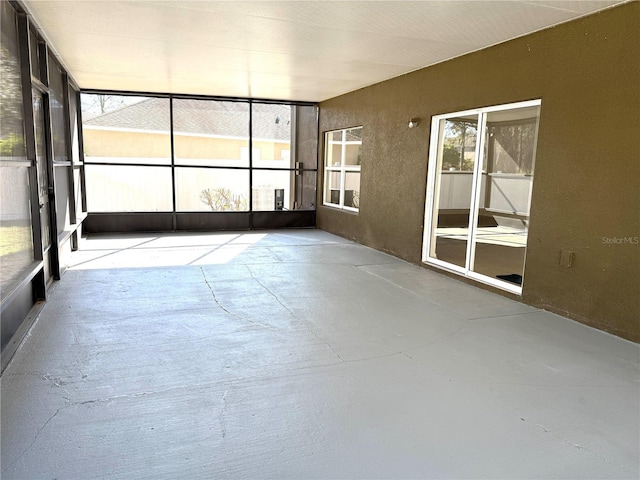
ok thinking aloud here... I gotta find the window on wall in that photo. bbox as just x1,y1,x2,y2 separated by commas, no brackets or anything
323,127,362,211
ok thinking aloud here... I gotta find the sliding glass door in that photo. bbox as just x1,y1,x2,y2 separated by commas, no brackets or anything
423,100,541,294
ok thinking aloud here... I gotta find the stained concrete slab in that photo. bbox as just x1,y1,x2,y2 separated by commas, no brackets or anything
1,230,638,479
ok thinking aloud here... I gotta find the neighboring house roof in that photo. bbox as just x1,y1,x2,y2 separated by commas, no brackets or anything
80,111,99,122
84,98,292,141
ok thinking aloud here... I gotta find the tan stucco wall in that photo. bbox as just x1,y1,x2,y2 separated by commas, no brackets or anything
317,3,640,341
84,130,171,158
175,135,245,160
83,129,289,162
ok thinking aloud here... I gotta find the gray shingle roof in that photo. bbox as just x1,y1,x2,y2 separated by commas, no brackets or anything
84,98,292,141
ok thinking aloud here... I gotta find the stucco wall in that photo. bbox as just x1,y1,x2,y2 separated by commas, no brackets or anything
83,129,171,159
83,129,290,163
317,3,640,341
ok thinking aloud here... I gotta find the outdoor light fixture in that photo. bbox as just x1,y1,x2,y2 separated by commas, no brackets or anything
408,118,420,128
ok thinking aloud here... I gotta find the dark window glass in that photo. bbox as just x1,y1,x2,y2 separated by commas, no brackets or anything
54,166,70,234
0,166,34,296
0,2,27,163
68,87,80,164
48,56,68,162
73,168,84,215
1,2,34,297
29,29,40,81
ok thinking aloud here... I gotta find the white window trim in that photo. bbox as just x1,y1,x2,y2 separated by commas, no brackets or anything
323,127,362,212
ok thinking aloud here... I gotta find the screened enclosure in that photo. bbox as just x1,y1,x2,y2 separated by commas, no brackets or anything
81,93,318,232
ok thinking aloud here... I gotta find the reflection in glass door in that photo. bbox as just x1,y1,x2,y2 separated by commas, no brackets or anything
423,100,541,294
429,115,478,269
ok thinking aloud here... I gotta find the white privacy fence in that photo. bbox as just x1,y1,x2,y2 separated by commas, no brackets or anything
438,171,532,215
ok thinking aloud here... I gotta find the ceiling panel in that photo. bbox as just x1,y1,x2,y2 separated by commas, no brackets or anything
22,0,626,101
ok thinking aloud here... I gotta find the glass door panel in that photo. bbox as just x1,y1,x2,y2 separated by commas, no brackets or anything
470,106,540,287
430,115,478,269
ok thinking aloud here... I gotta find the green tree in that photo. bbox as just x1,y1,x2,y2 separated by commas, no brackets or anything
443,120,477,171
0,133,25,156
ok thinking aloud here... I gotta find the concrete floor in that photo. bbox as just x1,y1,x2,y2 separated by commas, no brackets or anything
1,229,638,479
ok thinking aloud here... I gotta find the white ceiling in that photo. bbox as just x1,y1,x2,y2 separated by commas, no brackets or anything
23,0,626,102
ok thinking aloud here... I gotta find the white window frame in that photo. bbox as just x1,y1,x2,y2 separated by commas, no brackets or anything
323,127,362,212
